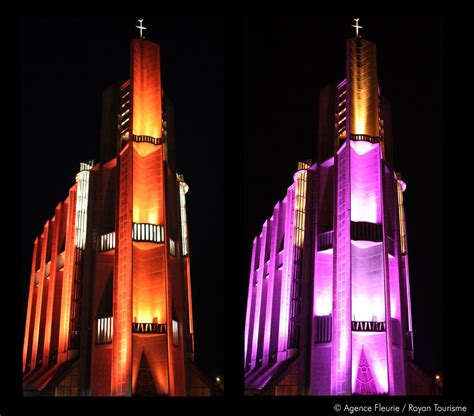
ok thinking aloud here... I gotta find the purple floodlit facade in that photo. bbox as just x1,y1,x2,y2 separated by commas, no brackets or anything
244,36,415,395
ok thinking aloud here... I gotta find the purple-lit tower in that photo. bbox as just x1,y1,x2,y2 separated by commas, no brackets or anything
244,33,415,395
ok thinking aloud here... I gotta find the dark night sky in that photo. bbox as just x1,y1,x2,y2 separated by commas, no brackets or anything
243,16,443,377
22,16,224,379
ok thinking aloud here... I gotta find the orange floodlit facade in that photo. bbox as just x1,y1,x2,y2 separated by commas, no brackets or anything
23,37,212,396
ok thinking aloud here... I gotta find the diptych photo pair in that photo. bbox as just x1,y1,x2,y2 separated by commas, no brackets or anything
10,14,464,411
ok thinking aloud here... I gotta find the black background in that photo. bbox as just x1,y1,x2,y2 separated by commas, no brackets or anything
2,14,470,410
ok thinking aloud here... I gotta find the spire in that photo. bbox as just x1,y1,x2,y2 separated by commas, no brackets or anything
346,32,379,137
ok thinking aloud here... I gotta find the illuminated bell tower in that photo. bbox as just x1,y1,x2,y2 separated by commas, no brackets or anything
316,34,413,396
313,33,413,395
330,35,387,395
110,38,193,396
23,32,198,397
244,24,414,396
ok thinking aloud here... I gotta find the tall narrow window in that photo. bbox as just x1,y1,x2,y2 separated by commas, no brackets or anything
169,238,176,257
294,162,309,248
172,320,179,346
179,178,189,256
397,180,407,254
74,162,92,250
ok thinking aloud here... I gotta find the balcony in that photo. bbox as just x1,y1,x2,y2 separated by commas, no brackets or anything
98,232,116,252
79,160,94,171
317,230,334,251
132,134,163,145
132,322,167,334
97,317,113,345
351,221,383,242
352,320,386,332
132,223,164,244
314,314,332,343
350,133,381,144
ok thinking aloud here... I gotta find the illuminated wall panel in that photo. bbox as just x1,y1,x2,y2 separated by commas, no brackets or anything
132,244,167,325
256,222,270,363
90,248,115,396
331,143,352,395
112,144,133,396
269,202,286,359
23,189,76,374
388,257,406,394
261,205,280,365
388,256,401,321
131,39,162,139
244,237,258,369
31,225,49,368
36,272,49,365
58,189,77,360
132,144,163,224
90,346,112,396
278,193,296,357
350,143,382,223
350,242,385,323
351,332,388,393
350,242,388,394
132,334,169,395
313,251,333,317
168,238,187,397
49,267,64,364
250,224,266,367
42,208,62,366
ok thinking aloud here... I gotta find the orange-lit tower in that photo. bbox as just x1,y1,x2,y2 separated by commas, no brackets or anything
22,33,208,396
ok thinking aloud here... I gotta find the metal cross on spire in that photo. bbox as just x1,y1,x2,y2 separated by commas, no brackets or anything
136,18,147,39
352,18,363,38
